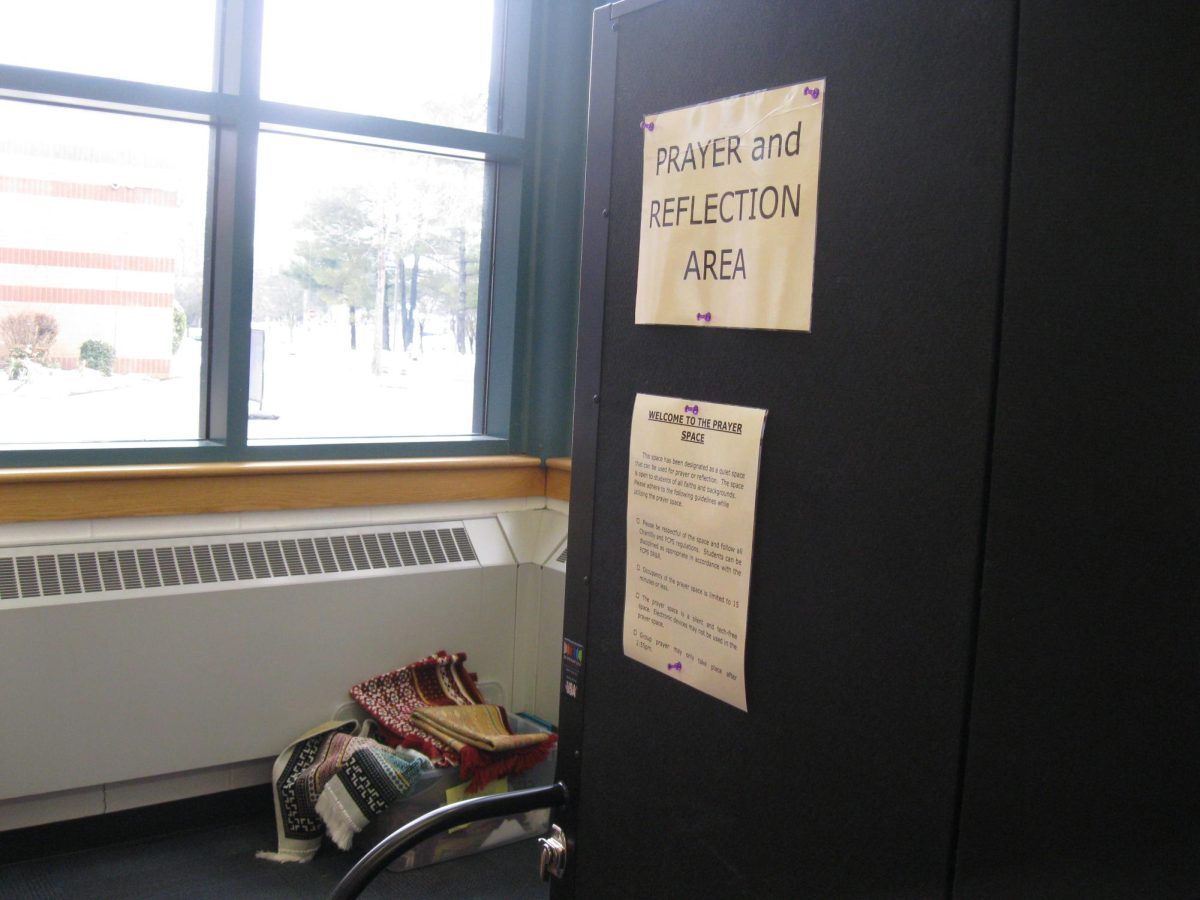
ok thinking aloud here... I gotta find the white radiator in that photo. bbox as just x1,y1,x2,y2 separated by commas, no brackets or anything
0,518,523,803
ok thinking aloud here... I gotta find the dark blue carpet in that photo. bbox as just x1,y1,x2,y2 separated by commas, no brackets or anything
0,814,549,899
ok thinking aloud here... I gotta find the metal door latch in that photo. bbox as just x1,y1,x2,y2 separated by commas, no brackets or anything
538,824,568,881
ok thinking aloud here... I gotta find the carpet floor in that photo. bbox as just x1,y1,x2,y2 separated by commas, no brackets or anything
0,814,549,899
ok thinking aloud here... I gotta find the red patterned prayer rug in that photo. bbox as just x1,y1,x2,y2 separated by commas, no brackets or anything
349,650,486,763
350,651,557,792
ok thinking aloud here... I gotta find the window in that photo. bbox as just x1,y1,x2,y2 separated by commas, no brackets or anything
0,0,545,463
250,133,486,441
0,1,218,90
0,100,209,444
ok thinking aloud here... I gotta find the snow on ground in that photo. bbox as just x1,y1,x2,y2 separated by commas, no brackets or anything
0,323,475,446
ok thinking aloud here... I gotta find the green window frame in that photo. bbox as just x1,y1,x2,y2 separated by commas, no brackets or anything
0,0,581,468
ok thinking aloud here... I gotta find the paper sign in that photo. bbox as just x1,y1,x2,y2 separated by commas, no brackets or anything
636,79,825,331
624,394,766,711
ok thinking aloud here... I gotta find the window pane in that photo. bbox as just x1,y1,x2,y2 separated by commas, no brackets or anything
250,132,486,441
0,101,209,445
260,0,496,131
0,1,217,91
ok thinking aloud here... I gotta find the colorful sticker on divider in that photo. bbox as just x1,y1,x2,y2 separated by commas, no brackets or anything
562,638,584,700
562,639,584,665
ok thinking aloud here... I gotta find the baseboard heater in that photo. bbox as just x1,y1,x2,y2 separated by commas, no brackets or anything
0,523,478,603
0,519,518,803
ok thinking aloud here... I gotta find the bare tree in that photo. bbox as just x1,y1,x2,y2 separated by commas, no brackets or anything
288,189,374,350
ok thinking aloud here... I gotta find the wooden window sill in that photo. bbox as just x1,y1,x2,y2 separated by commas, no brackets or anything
0,456,552,524
545,457,571,502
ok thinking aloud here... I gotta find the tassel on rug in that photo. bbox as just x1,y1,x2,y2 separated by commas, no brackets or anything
410,704,557,793
457,741,556,793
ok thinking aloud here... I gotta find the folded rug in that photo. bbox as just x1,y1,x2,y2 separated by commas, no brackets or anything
350,650,486,763
351,651,558,793
258,720,428,863
411,704,557,792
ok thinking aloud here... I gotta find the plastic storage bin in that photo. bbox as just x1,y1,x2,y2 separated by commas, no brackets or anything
358,713,557,871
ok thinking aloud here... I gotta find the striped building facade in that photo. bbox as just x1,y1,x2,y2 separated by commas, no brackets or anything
0,127,191,377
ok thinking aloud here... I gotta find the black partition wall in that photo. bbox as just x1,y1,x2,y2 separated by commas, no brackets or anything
952,2,1198,897
558,1,1197,898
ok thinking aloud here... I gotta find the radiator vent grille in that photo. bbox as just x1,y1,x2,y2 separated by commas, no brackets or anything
0,523,479,603
556,545,568,565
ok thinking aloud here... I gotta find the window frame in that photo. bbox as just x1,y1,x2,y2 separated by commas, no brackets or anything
0,0,543,467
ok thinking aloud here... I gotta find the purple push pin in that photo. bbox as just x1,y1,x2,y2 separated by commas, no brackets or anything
640,119,655,132
667,661,682,672
696,312,712,322
684,404,699,415
803,85,821,100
